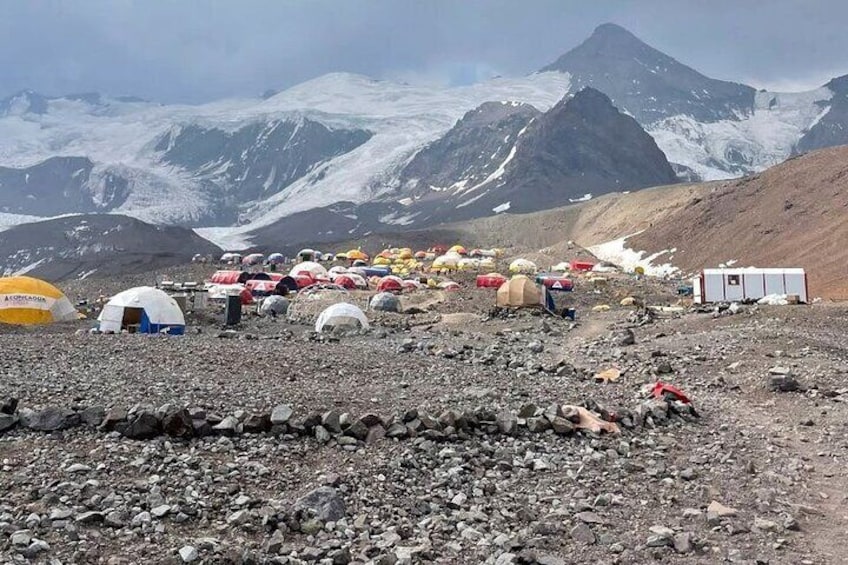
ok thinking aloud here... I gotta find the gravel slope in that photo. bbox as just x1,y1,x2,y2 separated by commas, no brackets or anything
2,269,847,564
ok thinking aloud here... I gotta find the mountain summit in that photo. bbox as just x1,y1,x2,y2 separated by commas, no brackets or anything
540,23,755,123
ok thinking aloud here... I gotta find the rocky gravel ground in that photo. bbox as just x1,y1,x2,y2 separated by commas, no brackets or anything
2,268,847,564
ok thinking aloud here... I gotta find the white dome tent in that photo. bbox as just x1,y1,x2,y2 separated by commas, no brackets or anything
290,261,328,278
98,287,186,335
315,303,369,333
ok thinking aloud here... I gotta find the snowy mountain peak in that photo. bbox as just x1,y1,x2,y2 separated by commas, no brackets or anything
541,23,755,124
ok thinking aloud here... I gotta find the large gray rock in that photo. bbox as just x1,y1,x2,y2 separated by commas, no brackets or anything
0,413,18,433
612,328,635,346
1,397,18,414
162,408,194,438
496,411,517,435
271,404,293,425
119,412,162,439
99,407,128,431
79,406,106,427
21,407,80,431
294,487,346,522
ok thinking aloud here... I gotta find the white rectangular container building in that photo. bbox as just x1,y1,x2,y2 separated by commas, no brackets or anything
693,268,808,304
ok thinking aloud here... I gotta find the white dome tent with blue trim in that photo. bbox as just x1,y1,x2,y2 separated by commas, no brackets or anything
98,286,186,335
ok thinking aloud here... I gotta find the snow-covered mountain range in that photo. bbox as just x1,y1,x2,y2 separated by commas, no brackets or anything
0,23,845,250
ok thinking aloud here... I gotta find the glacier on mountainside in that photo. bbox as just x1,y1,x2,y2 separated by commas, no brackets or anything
648,88,832,180
0,69,840,247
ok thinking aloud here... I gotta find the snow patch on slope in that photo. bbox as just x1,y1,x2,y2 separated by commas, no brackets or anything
588,232,679,277
492,201,511,213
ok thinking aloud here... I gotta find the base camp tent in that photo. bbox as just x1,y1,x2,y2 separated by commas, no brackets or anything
291,261,328,278
0,276,79,325
370,292,401,312
315,303,369,333
496,275,555,311
693,268,808,304
497,275,540,307
98,287,186,334
259,295,290,317
509,259,538,275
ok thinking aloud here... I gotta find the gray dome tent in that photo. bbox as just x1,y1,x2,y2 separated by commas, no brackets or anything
370,292,401,313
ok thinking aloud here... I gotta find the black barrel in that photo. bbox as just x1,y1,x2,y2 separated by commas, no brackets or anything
225,294,242,325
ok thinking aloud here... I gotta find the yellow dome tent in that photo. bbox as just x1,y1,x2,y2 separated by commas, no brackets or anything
347,249,369,261
0,276,80,325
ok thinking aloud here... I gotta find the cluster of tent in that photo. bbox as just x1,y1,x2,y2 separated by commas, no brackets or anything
0,276,185,335
220,252,287,266
220,244,511,277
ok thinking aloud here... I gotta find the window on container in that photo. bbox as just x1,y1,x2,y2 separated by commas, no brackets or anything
727,274,740,286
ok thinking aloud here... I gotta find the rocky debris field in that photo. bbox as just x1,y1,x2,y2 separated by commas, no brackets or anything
2,270,848,564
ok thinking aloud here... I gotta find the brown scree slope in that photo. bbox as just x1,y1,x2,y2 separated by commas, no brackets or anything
627,146,848,298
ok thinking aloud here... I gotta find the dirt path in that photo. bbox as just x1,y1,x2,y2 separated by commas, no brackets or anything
733,393,848,564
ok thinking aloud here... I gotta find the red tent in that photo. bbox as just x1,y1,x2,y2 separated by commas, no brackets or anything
476,274,507,288
210,270,242,284
377,277,403,293
245,279,278,295
293,273,316,288
333,275,357,290
239,288,254,305
541,277,574,291
570,259,596,272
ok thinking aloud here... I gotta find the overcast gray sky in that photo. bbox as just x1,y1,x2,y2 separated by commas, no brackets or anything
2,0,846,103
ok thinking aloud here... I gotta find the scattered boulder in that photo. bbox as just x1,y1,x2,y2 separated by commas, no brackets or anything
212,415,240,436
21,407,80,432
0,413,18,433
179,545,199,563
79,406,106,427
612,328,635,346
496,411,517,435
570,523,596,545
162,408,194,438
99,407,128,431
767,367,801,392
119,412,162,440
271,404,294,425
1,396,18,415
706,501,738,525
295,486,346,522
673,531,695,554
243,413,271,433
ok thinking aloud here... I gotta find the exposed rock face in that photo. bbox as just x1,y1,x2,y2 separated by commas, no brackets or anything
400,101,540,193
0,157,129,216
391,87,678,224
796,75,848,152
155,118,372,204
0,214,220,280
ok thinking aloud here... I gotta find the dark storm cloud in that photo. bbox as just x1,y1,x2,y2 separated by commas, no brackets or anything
2,0,846,103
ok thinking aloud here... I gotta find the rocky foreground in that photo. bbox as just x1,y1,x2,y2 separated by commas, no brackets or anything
2,282,848,564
